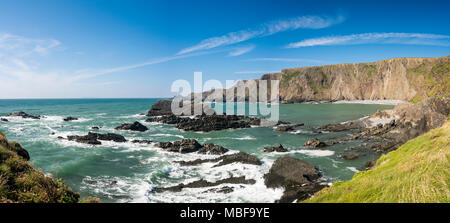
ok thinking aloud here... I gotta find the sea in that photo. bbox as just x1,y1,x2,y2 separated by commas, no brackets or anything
0,98,394,203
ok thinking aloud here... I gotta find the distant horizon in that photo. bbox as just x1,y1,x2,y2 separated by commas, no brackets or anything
1,0,449,98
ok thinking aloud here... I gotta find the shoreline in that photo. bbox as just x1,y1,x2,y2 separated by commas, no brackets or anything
331,100,405,105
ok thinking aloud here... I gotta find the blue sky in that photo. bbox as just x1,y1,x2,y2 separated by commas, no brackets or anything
0,0,449,98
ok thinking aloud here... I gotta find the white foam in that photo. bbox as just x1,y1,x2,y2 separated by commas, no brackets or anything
292,149,335,157
346,167,359,173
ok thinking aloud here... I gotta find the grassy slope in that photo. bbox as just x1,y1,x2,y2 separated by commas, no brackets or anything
0,131,98,203
305,120,450,203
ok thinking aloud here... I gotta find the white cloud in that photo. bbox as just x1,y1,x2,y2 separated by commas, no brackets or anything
287,32,450,48
246,57,324,63
177,13,345,55
228,45,255,56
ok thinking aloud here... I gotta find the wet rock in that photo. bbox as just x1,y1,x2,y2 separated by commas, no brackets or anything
147,114,262,132
67,132,127,145
176,152,261,167
91,126,100,130
320,121,363,132
203,186,234,194
303,138,328,148
1,118,8,122
147,99,216,116
341,154,358,160
57,136,64,139
274,123,304,132
364,159,377,170
115,121,148,132
264,157,325,203
131,139,153,144
6,111,41,119
155,139,202,153
198,143,229,155
154,176,255,193
63,117,78,122
263,144,288,153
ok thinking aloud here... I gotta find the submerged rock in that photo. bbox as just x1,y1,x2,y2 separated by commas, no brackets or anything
67,132,127,145
341,154,359,160
263,144,288,153
0,118,8,122
131,139,153,144
176,152,261,167
264,157,325,203
63,117,78,122
6,111,41,119
303,138,328,148
153,176,255,193
115,121,148,132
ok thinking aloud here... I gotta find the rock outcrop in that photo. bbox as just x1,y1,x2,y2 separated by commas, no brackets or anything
198,56,449,103
153,176,255,193
147,114,262,132
263,144,288,153
115,121,148,132
175,151,261,167
303,138,328,148
67,132,127,145
147,99,215,116
63,117,78,122
264,157,326,203
6,111,41,119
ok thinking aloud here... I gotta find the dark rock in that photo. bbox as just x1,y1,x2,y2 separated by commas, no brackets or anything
176,152,261,167
67,132,127,145
147,99,174,116
320,121,363,132
91,127,100,130
203,186,234,194
341,154,358,160
155,139,202,153
263,144,288,153
115,121,148,132
132,139,153,144
1,118,8,122
63,117,78,122
154,176,255,193
147,99,216,116
274,123,304,132
149,114,262,132
364,159,377,170
7,142,30,161
304,138,328,148
198,143,229,155
57,136,64,139
6,111,41,119
264,157,325,203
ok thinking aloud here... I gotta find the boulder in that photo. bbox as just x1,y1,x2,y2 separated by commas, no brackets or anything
147,99,216,116
264,157,325,203
6,111,41,119
303,138,328,148
274,123,304,132
198,143,229,155
263,144,288,153
1,118,8,122
341,154,358,160
67,132,127,145
155,139,202,153
63,117,78,122
115,121,148,132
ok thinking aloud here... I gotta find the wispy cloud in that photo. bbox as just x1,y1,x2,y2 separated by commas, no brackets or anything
246,57,324,63
287,32,450,48
0,33,60,56
177,13,345,55
234,70,280,75
228,45,255,56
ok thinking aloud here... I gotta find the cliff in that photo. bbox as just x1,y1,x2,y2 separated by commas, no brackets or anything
304,119,450,203
200,56,449,103
0,131,97,203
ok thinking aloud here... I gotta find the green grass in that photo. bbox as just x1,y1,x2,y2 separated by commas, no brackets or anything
0,131,91,203
304,121,450,203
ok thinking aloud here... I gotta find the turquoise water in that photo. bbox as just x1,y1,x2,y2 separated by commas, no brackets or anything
0,99,393,203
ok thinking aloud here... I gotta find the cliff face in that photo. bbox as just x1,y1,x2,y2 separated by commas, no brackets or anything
0,131,85,203
276,56,449,103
